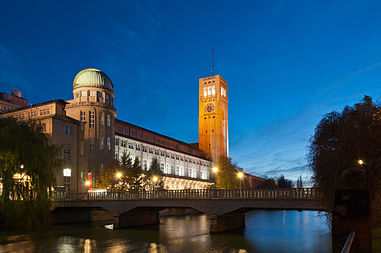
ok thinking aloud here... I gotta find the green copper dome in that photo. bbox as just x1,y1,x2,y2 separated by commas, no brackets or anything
73,68,114,92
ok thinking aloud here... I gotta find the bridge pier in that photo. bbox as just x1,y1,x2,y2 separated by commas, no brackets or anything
209,213,245,233
115,208,160,229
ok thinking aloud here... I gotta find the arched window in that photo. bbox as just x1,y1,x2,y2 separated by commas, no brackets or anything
207,86,211,96
212,86,215,96
203,87,207,97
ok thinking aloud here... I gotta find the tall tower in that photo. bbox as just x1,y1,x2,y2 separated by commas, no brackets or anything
199,75,229,162
65,68,117,190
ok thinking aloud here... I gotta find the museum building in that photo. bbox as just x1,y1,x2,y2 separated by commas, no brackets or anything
0,68,231,192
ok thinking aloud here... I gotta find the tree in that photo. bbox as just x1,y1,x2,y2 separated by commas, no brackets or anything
296,176,303,189
128,157,144,191
309,95,381,210
144,158,164,190
277,175,293,188
215,157,241,189
0,117,61,228
255,177,278,189
96,158,121,192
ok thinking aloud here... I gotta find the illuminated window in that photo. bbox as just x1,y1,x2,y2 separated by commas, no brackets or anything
208,86,211,96
90,90,96,96
212,86,215,96
81,91,87,97
203,87,207,97
89,111,95,128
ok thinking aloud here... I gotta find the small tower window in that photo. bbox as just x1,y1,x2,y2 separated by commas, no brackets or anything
203,87,207,97
212,86,215,96
208,86,211,96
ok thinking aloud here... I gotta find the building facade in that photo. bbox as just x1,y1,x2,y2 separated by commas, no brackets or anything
1,68,215,192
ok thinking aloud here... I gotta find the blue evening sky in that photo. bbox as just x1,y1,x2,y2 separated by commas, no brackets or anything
1,1,381,183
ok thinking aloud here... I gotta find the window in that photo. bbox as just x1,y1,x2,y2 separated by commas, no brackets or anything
212,86,216,96
99,112,104,126
208,86,211,96
107,137,111,150
80,111,86,121
203,87,207,97
89,111,95,128
160,162,164,171
143,159,147,170
106,114,111,127
64,125,71,134
90,90,96,96
99,137,104,150
143,146,147,152
89,139,95,152
128,142,134,149
63,145,71,160
149,148,153,154
160,151,165,156
136,144,141,151
115,138,119,146
81,91,87,97
105,94,110,101
176,155,179,160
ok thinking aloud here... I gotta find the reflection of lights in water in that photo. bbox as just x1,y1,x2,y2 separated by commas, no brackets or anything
104,224,114,230
149,243,158,253
84,239,91,253
238,250,248,253
57,236,76,252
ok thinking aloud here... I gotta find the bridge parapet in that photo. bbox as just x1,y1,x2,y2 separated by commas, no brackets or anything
55,188,321,201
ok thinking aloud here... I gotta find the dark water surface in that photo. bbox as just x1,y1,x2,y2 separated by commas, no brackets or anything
0,210,331,253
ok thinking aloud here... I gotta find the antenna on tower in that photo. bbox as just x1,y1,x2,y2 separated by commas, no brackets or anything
211,48,215,75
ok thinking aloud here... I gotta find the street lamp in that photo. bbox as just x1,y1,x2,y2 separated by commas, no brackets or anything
212,167,218,174
115,172,122,179
237,171,244,190
358,159,364,166
152,176,158,190
85,180,91,186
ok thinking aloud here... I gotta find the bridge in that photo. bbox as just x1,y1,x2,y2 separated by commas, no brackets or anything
53,188,326,233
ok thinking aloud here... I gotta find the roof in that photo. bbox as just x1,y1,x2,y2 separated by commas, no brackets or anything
115,118,209,160
73,68,114,92
0,99,67,114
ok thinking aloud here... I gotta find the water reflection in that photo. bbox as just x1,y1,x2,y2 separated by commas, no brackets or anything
0,210,331,253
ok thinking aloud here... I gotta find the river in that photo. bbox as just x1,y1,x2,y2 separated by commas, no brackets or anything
0,210,331,253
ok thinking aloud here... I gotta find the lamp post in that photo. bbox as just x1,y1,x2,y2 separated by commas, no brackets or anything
358,159,364,166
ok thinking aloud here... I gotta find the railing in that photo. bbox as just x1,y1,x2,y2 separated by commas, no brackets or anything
54,188,321,201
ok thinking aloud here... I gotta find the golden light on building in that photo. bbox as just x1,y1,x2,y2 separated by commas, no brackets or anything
85,180,91,186
212,167,218,173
